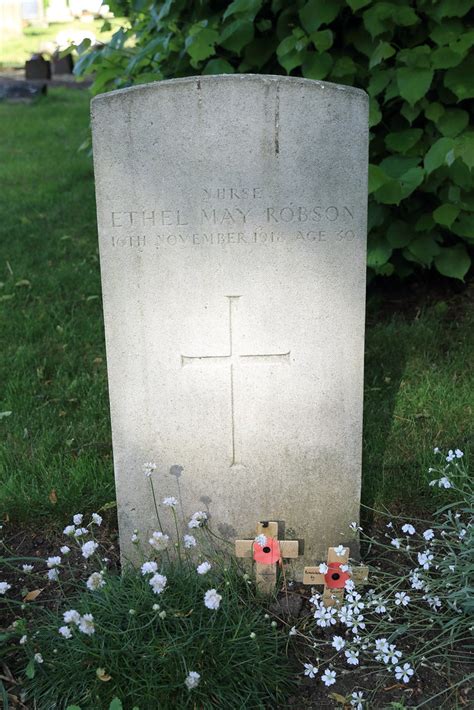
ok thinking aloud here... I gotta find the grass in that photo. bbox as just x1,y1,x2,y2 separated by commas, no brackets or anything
0,88,472,525
0,18,126,68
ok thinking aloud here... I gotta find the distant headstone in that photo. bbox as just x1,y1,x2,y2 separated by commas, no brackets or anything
91,76,369,572
25,54,51,80
0,0,23,36
52,50,74,75
46,0,71,22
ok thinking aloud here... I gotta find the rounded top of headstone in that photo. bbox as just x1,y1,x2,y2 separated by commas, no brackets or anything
91,74,368,110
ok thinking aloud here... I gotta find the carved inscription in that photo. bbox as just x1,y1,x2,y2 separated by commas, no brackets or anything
104,186,360,251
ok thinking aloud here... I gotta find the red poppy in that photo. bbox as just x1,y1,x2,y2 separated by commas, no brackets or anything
325,562,350,589
253,537,281,565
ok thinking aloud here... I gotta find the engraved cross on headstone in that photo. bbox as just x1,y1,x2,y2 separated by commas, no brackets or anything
181,295,290,467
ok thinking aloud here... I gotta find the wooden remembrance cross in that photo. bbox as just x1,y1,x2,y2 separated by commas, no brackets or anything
181,295,290,467
304,547,369,606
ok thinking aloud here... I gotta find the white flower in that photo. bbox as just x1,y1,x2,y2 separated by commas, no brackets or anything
184,671,200,690
63,525,75,536
183,534,197,548
426,595,442,610
418,550,434,570
188,511,208,529
81,541,98,559
374,638,389,654
454,448,464,458
78,613,95,635
149,573,167,595
338,606,353,625
382,644,402,665
63,609,81,625
395,663,414,683
319,562,328,574
334,545,345,557
19,635,27,645
433,446,440,454
86,572,105,591
303,662,318,678
345,649,359,666
22,564,34,573
74,527,88,538
423,529,434,541
152,603,160,611
162,496,178,508
204,588,222,610
141,561,158,576
347,614,365,634
0,582,12,595
395,591,410,606
159,610,167,619
438,476,452,488
459,529,467,540
196,561,211,575
59,625,72,639
289,626,297,636
314,605,337,627
402,524,416,535
321,669,336,687
34,653,44,664
390,538,401,549
131,533,138,543
410,571,424,590
351,691,365,710
47,568,59,581
349,521,362,532
91,513,103,526
331,635,345,651
73,514,83,526
254,534,267,547
149,531,170,551
46,556,61,568
344,579,355,592
143,461,156,477
374,603,387,614
446,449,455,462
60,546,70,555
250,631,256,639
340,563,351,573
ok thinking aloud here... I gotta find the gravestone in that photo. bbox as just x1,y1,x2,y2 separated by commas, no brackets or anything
25,54,51,80
91,75,368,572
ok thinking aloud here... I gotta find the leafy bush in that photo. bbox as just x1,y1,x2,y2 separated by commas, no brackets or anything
73,0,473,282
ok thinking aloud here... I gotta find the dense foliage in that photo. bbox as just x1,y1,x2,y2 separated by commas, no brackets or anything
75,0,473,280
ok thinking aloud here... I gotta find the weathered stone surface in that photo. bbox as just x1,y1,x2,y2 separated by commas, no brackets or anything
91,75,368,572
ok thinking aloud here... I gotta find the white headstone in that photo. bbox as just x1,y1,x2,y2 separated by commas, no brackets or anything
91,75,368,571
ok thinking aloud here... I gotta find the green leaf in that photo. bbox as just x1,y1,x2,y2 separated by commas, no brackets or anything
66,707,82,710
369,97,382,127
367,233,392,267
374,179,403,205
219,19,254,54
444,55,474,100
299,0,342,33
302,52,332,80
431,0,472,19
202,59,234,75
368,68,391,96
277,32,311,73
396,67,433,106
399,167,424,199
451,213,474,239
424,137,455,174
425,102,445,123
400,101,422,125
331,56,356,78
433,204,461,227
455,133,474,170
369,41,395,69
223,0,263,20
438,109,469,137
430,20,463,46
397,45,431,69
405,233,442,265
363,3,418,38
368,164,389,193
416,213,435,232
434,245,471,280
431,46,464,69
346,0,371,10
26,659,35,679
385,129,422,153
310,29,333,52
380,156,420,178
387,220,412,248
185,28,219,63
109,700,123,710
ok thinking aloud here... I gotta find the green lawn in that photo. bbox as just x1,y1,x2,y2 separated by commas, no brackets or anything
0,88,472,524
0,18,126,67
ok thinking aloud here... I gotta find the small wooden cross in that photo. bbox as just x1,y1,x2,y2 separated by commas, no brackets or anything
303,546,369,607
235,521,300,593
